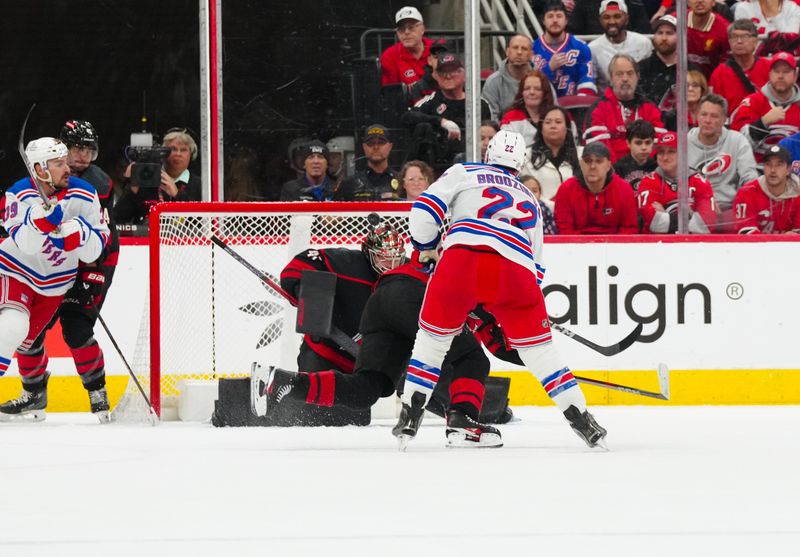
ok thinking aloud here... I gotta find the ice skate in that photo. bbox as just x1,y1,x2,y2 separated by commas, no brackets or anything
392,391,426,451
564,405,608,450
251,363,298,417
0,387,48,423
89,387,111,424
445,408,503,448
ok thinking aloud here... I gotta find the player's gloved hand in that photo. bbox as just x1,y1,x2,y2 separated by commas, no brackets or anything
49,218,88,252
30,203,63,234
412,249,439,274
75,268,106,308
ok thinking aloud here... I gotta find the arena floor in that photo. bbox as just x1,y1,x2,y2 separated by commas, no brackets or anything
1,406,798,556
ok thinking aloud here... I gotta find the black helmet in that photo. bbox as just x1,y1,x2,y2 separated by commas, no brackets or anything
362,213,405,274
60,120,99,153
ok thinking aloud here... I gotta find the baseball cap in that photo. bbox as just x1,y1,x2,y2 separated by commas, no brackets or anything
652,14,677,31
396,6,423,24
770,51,797,71
436,52,464,72
364,124,391,143
302,140,330,161
582,141,611,159
430,39,455,55
599,0,628,14
763,144,791,164
655,132,677,149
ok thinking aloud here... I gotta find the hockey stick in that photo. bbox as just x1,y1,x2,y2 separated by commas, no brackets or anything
574,363,671,400
17,103,53,209
95,310,159,424
549,320,643,357
209,235,361,357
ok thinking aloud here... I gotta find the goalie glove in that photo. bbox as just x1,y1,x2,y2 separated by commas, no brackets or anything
412,248,440,274
49,218,88,252
75,268,106,308
29,203,64,234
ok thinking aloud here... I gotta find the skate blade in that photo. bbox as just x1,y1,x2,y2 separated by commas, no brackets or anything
0,410,46,423
93,410,111,424
446,431,503,449
397,434,412,452
592,438,610,451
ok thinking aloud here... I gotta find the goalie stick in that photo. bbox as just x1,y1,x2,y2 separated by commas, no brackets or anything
575,363,671,400
210,235,361,357
18,103,53,209
549,320,643,357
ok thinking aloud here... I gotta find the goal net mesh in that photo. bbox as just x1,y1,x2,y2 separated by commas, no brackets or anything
112,203,412,422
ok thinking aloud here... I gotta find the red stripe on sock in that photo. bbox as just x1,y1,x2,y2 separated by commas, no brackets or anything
449,377,485,413
17,352,48,379
70,342,105,376
317,371,336,407
306,373,319,404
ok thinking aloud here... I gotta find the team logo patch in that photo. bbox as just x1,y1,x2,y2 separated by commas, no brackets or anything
700,154,733,177
403,69,416,79
436,103,447,115
603,208,614,215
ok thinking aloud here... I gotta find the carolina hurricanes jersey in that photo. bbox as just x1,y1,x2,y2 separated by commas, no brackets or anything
532,34,596,97
637,172,717,233
732,177,800,234
410,162,545,284
0,176,109,296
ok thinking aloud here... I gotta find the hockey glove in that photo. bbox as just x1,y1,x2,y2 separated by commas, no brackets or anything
412,249,439,274
49,218,88,252
75,268,106,308
30,203,64,234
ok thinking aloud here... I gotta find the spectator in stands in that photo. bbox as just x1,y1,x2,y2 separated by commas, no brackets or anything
398,160,434,201
733,0,800,36
638,131,717,233
500,70,556,149
778,131,800,176
480,120,500,160
402,39,453,106
336,124,399,201
687,0,730,79
114,128,200,225
570,0,652,35
402,53,491,170
583,54,666,162
731,52,800,161
589,0,653,92
733,145,800,233
614,119,657,191
688,94,758,218
554,141,639,234
708,19,770,116
532,1,597,99
661,70,708,129
482,35,534,120
650,0,734,25
519,174,559,234
525,106,581,205
280,141,336,201
381,7,434,89
639,15,680,105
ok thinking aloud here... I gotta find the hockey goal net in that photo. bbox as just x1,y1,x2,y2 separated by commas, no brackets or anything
113,202,412,421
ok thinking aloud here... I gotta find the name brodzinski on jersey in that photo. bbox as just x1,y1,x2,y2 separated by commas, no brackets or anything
543,265,713,343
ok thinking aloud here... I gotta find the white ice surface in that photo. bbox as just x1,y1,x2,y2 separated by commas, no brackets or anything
1,406,798,557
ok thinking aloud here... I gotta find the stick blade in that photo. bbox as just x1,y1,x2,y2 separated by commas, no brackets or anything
657,363,671,400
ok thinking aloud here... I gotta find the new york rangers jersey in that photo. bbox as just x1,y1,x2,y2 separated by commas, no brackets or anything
0,177,109,296
532,34,596,97
410,162,545,284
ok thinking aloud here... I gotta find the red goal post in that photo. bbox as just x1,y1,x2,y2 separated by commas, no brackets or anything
114,202,413,421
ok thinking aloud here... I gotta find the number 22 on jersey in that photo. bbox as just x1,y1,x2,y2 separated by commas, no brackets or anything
477,186,538,229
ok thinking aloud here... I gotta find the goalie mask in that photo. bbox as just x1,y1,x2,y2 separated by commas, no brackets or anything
362,218,405,274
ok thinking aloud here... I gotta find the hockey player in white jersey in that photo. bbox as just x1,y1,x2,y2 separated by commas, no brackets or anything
393,129,607,450
0,138,109,422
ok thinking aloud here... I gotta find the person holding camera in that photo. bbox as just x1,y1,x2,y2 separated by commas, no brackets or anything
114,128,201,224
